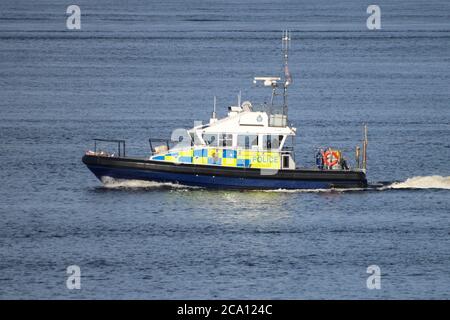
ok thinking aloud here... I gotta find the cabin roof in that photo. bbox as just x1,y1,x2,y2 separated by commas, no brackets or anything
190,111,296,136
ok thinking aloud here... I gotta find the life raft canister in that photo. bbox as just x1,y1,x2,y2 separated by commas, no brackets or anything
323,150,340,167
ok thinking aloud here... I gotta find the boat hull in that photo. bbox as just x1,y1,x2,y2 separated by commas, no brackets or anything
82,155,368,190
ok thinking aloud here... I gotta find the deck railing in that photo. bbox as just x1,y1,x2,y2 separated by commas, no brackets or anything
93,139,126,157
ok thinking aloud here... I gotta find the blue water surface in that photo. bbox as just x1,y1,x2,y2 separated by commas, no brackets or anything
0,0,449,299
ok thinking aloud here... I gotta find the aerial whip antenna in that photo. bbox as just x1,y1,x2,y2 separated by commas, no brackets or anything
282,30,292,87
281,30,292,109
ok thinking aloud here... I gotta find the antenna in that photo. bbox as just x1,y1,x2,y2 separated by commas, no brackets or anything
212,96,217,120
281,30,292,112
253,77,281,87
252,30,293,126
282,30,292,88
237,90,241,107
362,124,368,171
282,30,290,62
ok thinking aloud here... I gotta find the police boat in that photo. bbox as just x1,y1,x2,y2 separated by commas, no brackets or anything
82,31,368,190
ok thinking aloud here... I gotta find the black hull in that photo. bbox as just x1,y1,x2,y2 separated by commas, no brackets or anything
82,155,368,189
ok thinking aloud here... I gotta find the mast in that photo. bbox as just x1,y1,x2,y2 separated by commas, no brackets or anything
362,124,368,171
210,96,218,124
212,96,217,119
282,30,292,113
252,31,293,127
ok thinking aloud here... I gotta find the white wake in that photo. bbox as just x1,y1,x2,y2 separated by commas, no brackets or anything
100,176,197,189
389,175,450,190
99,176,450,191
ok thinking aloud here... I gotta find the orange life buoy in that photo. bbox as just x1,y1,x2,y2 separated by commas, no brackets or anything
323,150,339,167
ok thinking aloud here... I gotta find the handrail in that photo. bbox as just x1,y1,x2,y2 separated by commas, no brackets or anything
149,138,170,155
169,145,294,154
93,139,126,157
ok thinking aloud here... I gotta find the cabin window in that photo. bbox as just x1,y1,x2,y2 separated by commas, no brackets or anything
263,135,281,150
282,154,290,168
283,135,294,150
203,134,218,146
219,133,233,147
188,132,196,146
237,135,258,149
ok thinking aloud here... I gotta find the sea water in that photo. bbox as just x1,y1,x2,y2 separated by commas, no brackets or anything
0,0,449,299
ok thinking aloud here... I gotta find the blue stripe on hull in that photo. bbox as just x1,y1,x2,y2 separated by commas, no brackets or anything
85,165,360,189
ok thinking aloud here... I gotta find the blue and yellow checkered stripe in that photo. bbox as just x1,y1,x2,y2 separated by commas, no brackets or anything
151,148,281,169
